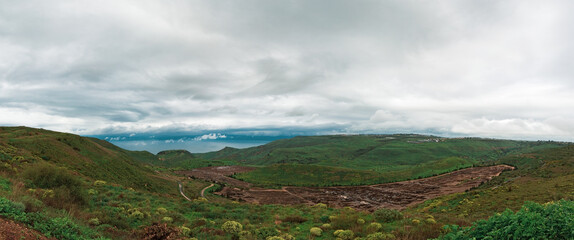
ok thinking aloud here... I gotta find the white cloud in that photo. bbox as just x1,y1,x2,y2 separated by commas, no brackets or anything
194,133,227,141
0,0,573,141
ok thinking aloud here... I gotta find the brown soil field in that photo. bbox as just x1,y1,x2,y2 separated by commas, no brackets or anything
176,166,256,189
178,165,514,211
0,217,52,240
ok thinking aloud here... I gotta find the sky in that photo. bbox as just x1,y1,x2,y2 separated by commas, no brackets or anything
1,0,573,141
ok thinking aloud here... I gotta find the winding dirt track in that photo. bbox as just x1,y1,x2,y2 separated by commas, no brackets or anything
201,184,215,198
178,182,192,201
177,165,514,211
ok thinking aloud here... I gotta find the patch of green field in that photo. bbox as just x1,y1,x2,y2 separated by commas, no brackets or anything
236,156,474,187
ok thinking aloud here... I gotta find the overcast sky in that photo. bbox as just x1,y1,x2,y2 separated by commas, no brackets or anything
1,0,573,141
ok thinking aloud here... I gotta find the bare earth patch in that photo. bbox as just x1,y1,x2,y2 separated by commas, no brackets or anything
175,166,256,189
0,217,51,240
178,165,514,211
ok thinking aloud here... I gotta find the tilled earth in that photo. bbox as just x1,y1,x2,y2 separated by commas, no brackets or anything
178,165,514,211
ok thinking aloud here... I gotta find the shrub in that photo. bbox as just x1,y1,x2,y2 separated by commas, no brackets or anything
373,208,403,222
0,196,26,221
93,180,107,186
321,223,331,229
88,218,100,226
334,229,354,240
366,232,396,240
426,218,437,224
357,218,366,225
222,220,243,235
437,200,574,240
280,233,295,240
314,203,328,209
19,195,43,212
22,162,87,207
310,227,322,236
156,207,168,215
255,227,279,239
239,230,253,239
179,226,191,236
367,222,382,233
161,217,173,223
130,210,145,220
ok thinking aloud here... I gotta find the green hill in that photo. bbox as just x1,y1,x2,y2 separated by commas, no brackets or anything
197,134,566,187
0,126,174,193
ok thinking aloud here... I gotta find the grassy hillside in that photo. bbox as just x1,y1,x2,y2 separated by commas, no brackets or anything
0,127,173,193
198,134,566,187
409,144,574,225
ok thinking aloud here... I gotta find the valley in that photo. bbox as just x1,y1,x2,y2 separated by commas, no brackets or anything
179,165,514,210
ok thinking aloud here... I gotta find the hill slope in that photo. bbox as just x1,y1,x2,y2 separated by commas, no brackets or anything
196,134,566,187
0,126,173,193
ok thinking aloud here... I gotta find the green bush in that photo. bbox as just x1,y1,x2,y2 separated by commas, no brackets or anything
366,232,396,240
310,227,322,236
367,222,382,233
373,208,403,222
334,229,354,240
222,220,243,235
437,200,574,240
179,226,191,236
0,196,26,221
22,162,87,207
255,227,279,239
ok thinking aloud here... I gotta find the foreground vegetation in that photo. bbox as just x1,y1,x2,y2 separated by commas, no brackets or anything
0,127,572,239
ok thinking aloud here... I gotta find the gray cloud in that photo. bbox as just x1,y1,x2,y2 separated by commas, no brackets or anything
0,0,573,141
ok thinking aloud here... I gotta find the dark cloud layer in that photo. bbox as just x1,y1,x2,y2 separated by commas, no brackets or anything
1,0,573,141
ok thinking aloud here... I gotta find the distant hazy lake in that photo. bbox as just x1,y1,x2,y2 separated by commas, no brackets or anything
91,134,287,154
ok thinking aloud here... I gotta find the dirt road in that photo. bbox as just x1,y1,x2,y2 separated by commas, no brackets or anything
201,184,214,198
177,182,192,201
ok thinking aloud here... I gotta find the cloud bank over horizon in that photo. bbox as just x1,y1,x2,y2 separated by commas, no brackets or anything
1,1,573,141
